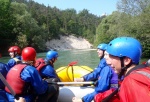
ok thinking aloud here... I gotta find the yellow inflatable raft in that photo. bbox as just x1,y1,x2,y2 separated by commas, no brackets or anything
56,65,93,82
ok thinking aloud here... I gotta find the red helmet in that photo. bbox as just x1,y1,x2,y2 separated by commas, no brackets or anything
8,46,21,54
22,47,36,61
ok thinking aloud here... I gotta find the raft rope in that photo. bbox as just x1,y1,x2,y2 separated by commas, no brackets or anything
66,66,74,82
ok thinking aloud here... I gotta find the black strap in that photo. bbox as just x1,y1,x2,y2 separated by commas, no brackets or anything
101,88,119,102
118,57,126,79
125,64,147,77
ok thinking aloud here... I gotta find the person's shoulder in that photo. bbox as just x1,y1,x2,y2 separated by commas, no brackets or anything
7,58,14,62
122,68,150,88
125,64,147,76
132,66,150,73
124,67,150,81
0,63,8,77
0,62,8,69
25,65,37,70
134,67,150,75
101,65,112,72
45,64,53,68
16,55,22,60
24,65,39,74
0,62,5,66
45,65,55,72
0,62,8,72
104,65,112,69
100,58,106,63
121,74,134,86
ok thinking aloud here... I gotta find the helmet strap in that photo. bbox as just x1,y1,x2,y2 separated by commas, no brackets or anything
100,51,105,60
45,59,54,67
118,57,132,79
45,59,50,65
51,59,55,66
14,52,18,57
118,57,125,79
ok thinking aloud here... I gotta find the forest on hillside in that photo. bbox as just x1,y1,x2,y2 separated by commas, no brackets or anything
0,0,150,57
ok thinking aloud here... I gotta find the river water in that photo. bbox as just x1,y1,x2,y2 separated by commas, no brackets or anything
0,49,100,69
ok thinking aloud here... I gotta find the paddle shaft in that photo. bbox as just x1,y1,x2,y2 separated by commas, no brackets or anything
0,73,19,100
49,81,94,85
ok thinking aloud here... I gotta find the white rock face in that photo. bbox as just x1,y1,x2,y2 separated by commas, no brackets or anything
46,35,93,50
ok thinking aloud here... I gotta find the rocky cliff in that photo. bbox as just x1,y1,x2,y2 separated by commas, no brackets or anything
46,35,93,50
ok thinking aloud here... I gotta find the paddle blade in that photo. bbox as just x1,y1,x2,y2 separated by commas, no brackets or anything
68,61,78,66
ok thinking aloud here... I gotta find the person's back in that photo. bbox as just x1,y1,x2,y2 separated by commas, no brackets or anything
5,47,59,102
35,50,60,81
6,46,22,71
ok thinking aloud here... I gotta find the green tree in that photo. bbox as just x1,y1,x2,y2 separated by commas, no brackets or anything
117,0,150,15
116,0,150,57
0,0,16,54
94,12,121,46
10,2,47,51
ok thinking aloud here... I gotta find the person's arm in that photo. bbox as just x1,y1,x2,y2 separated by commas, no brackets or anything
6,59,16,71
81,66,112,102
21,66,48,94
83,58,107,81
74,64,102,82
95,66,112,92
83,67,101,81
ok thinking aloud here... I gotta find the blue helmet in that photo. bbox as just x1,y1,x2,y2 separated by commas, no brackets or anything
106,37,142,64
46,50,58,60
97,43,107,51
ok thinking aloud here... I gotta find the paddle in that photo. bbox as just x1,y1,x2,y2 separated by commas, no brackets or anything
0,72,19,100
47,81,95,85
68,61,78,66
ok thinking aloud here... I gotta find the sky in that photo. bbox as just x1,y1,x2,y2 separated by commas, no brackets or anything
33,0,119,16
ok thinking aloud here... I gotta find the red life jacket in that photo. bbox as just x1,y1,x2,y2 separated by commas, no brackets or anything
5,64,27,94
119,67,150,102
34,58,46,72
94,88,120,102
94,64,149,102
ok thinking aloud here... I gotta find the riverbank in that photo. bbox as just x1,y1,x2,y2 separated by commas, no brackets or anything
46,35,93,50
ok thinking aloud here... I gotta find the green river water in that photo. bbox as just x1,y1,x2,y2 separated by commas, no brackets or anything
0,49,100,69
0,49,148,69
